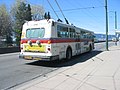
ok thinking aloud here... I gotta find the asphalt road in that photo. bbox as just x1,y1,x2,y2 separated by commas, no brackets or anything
0,42,115,90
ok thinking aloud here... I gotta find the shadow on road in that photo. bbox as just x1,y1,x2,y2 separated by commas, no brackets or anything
26,50,102,67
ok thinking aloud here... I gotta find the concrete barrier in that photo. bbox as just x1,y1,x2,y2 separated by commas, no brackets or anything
0,47,20,54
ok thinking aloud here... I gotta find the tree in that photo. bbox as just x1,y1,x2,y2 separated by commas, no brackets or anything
11,0,45,45
6,35,13,45
0,4,13,46
25,4,32,21
31,5,45,20
11,0,32,46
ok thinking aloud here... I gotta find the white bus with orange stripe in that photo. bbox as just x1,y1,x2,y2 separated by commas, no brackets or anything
19,19,94,61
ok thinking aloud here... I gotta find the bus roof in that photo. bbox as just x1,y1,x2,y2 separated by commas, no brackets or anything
23,19,94,33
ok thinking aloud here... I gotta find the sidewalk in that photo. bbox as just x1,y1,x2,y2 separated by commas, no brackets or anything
16,44,120,90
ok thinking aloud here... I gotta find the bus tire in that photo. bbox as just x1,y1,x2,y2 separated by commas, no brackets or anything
89,44,92,52
66,48,72,60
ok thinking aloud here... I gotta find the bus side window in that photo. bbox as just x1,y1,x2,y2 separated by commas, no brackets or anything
69,28,75,38
63,27,68,38
57,25,68,38
81,31,84,39
66,32,68,37
58,31,61,37
57,25,61,37
82,31,87,39
76,32,80,39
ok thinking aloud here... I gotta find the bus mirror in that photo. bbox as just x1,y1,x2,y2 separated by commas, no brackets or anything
52,21,55,26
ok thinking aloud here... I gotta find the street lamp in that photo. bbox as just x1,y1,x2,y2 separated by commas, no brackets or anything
115,11,118,45
105,0,109,51
109,11,118,45
109,11,117,29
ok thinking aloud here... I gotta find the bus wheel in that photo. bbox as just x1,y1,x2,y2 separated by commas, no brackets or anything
66,48,72,60
89,44,92,52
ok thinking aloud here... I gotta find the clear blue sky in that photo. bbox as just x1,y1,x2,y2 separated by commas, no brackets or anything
0,0,120,35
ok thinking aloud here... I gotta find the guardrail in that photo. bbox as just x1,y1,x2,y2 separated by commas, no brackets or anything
0,47,20,54
94,40,112,43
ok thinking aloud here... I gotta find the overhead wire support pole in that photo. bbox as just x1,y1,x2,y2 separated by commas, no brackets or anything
109,11,118,45
46,0,59,19
54,0,69,24
105,0,109,51
115,11,117,45
115,11,117,29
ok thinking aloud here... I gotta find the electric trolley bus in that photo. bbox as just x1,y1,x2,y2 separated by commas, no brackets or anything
19,19,94,61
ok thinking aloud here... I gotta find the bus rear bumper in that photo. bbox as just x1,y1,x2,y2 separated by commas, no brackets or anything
19,54,59,61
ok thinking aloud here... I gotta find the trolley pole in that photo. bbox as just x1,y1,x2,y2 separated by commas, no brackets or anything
105,0,109,51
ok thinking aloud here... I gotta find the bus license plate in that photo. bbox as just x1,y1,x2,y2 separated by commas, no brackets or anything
33,57,41,60
24,56,32,60
24,45,45,52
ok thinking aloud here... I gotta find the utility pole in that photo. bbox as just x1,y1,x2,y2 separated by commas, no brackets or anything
105,0,109,51
115,11,117,29
109,11,117,44
115,11,117,45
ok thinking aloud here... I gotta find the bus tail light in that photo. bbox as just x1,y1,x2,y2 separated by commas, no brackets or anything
20,40,23,44
47,40,51,44
20,44,23,50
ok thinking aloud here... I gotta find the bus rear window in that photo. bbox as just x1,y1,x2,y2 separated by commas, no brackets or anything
26,28,45,38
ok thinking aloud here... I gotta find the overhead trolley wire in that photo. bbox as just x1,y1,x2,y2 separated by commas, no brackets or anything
46,0,59,19
55,6,105,12
54,0,69,24
63,0,105,29
73,0,105,24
